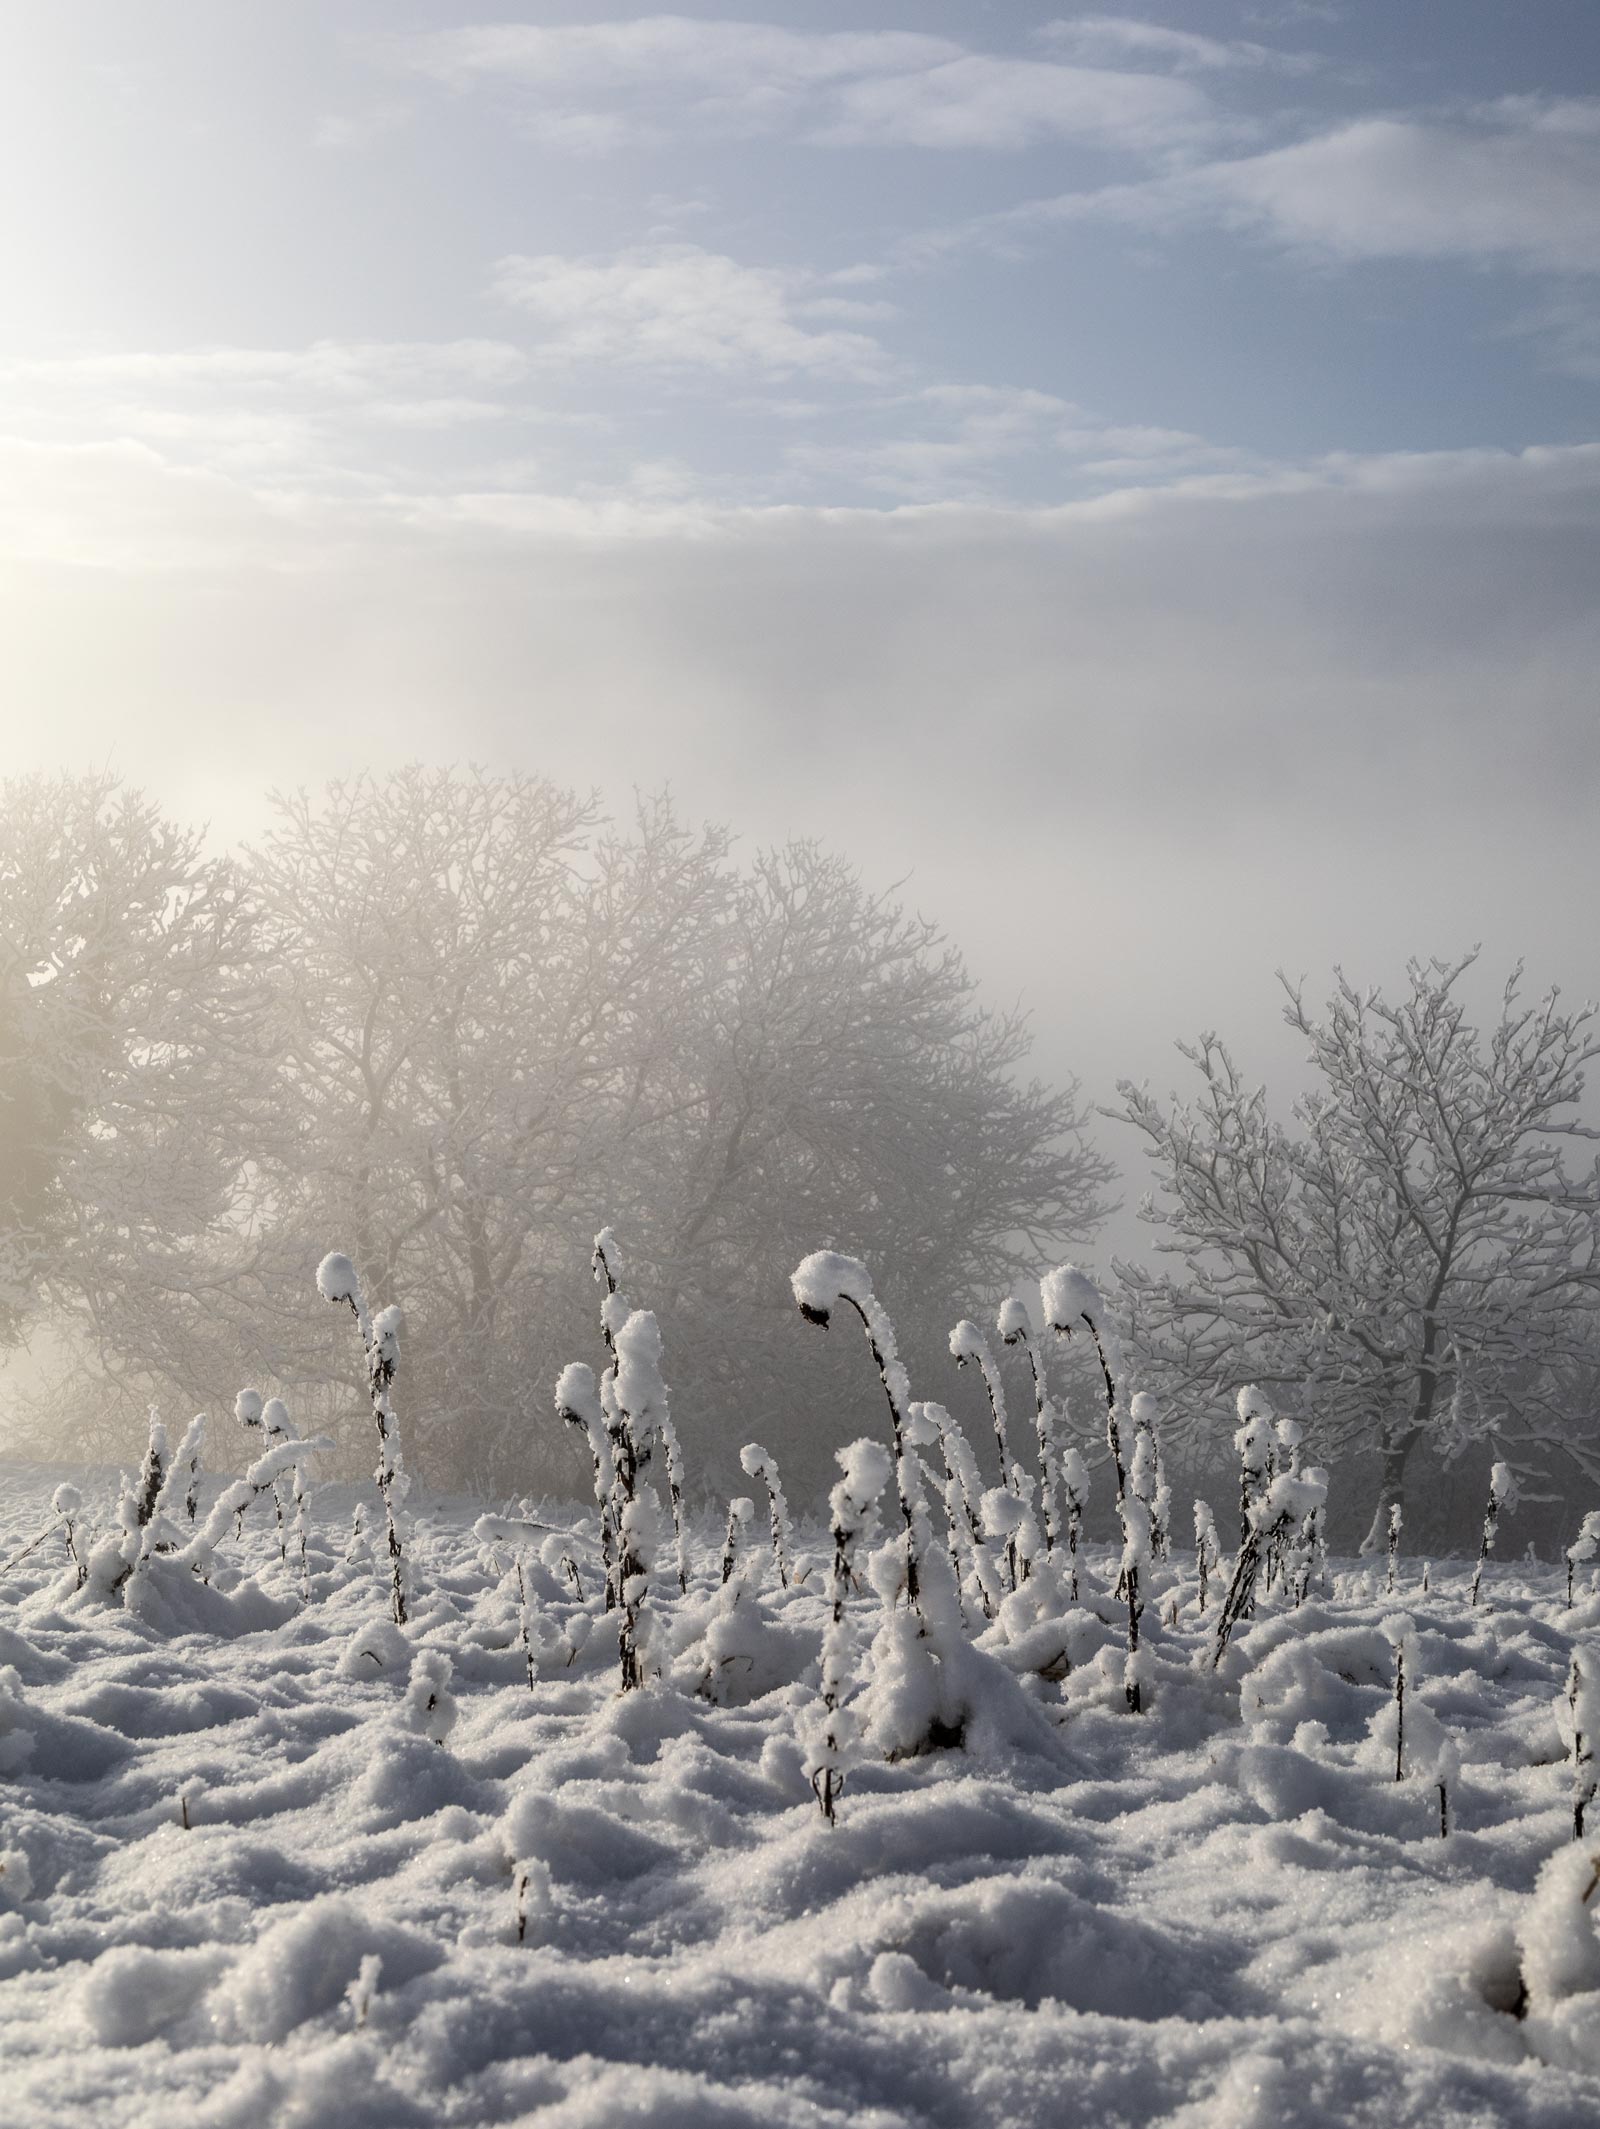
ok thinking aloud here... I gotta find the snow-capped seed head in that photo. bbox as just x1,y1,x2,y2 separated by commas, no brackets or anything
1039,1264,1102,1334
1235,1384,1275,1426
791,1249,873,1329
613,1309,668,1432
1490,1461,1514,1508
600,1290,629,1338
316,1252,360,1306
234,1389,264,1428
52,1483,81,1517
555,1362,602,1431
740,1443,771,1479
1275,1415,1303,1452
996,1296,1031,1346
949,1320,987,1367
729,1496,755,1528
835,1435,893,1500
592,1227,622,1287
1568,1512,1600,1565
1130,1391,1160,1433
1194,1499,1218,1539
904,1402,943,1449
372,1306,403,1368
981,1486,1025,1539
261,1398,290,1438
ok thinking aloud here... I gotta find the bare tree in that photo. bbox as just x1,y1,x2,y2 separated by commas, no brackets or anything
1114,955,1600,1540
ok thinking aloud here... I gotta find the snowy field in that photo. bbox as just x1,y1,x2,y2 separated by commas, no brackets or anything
4,1468,1600,2129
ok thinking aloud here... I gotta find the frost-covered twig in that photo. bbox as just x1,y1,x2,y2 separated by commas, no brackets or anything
1378,1615,1457,1836
1212,1467,1328,1667
916,1401,988,1616
1041,1264,1126,1509
802,1438,892,1824
720,1496,755,1586
317,1252,410,1626
657,1410,689,1596
792,1252,923,1616
1469,1460,1512,1611
1058,1448,1089,1605
999,1298,1063,1557
949,1319,1017,1492
740,1442,792,1590
1568,1512,1600,1607
556,1363,616,1611
175,1414,205,1525
1565,1650,1600,1840
1233,1387,1277,1550
1386,1502,1403,1597
610,1307,671,1691
135,1411,167,1530
1131,1392,1170,1563
1194,1499,1219,1613
1041,1268,1147,1705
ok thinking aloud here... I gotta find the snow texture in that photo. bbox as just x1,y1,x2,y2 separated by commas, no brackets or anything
3,1465,1600,2127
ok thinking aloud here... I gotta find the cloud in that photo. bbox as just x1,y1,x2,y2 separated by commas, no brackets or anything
814,52,1205,152
491,245,891,378
930,98,1600,280
1194,106,1600,274
0,340,530,401
1036,15,1320,76
777,385,1248,500
394,15,1211,154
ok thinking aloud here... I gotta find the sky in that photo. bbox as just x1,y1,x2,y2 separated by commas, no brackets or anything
1,0,1598,1248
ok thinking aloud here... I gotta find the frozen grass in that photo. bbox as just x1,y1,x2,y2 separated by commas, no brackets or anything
4,1472,1600,2125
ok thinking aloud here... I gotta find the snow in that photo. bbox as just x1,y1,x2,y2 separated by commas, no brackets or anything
1038,1263,1103,1331
5,1466,1600,2125
315,1252,361,1307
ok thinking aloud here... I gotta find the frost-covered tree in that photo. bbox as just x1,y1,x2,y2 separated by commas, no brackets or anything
243,772,1109,1497
1116,956,1600,1541
0,773,273,1444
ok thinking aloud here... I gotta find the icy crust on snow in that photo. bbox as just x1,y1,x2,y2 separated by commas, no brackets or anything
6,1475,1600,2125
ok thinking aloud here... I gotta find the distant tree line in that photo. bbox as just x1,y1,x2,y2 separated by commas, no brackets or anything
4,771,1598,1542
0,769,1110,1500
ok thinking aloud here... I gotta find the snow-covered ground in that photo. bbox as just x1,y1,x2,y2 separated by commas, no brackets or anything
4,1467,1600,2129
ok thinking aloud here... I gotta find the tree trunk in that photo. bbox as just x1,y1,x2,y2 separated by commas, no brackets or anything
1360,1427,1423,1555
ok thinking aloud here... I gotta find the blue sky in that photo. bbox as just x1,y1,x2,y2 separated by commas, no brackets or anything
2,3,1598,1199
6,4,1599,499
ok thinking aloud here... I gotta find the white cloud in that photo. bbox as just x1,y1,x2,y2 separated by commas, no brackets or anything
0,340,530,396
492,245,891,378
395,16,1211,154
817,53,1204,152
935,98,1600,279
1036,15,1319,76
1195,108,1600,274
